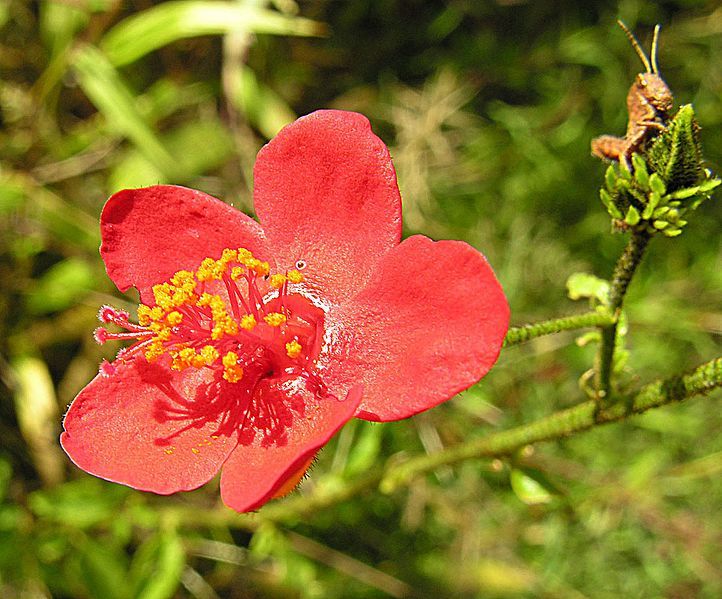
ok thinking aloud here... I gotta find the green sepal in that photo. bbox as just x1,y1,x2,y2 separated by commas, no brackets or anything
649,173,666,196
698,177,721,193
625,205,640,225
605,165,617,191
647,104,703,191
632,153,649,187
596,104,718,237
600,188,623,219
642,191,660,219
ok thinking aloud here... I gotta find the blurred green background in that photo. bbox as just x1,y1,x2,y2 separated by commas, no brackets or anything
1,0,721,597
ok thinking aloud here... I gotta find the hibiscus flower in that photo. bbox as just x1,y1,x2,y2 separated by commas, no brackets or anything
60,110,509,512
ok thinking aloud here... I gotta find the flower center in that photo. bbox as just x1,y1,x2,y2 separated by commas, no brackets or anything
95,248,325,387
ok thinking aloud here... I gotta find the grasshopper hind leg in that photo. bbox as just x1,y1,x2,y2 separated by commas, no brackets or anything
591,134,632,170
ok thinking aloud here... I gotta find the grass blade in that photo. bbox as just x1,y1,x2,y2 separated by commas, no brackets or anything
72,44,177,178
101,1,325,67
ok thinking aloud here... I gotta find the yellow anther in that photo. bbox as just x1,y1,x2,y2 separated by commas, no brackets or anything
223,368,243,383
150,306,164,322
269,273,287,289
199,345,219,364
255,261,270,276
144,340,165,362
155,328,171,342
196,293,216,308
179,347,196,361
170,346,197,371
263,312,287,327
166,311,183,326
196,257,225,281
222,351,244,383
137,305,152,326
211,315,238,340
209,297,226,314
173,290,196,308
286,340,302,359
152,283,173,309
221,248,238,263
230,266,245,281
222,351,238,368
170,270,196,288
237,248,254,261
287,269,305,284
240,314,257,330
243,257,261,271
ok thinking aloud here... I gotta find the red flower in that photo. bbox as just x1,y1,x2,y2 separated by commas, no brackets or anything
60,110,509,512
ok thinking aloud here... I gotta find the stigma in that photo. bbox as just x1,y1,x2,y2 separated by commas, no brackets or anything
94,248,322,384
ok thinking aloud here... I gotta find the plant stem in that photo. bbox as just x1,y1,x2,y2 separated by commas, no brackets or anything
595,230,651,399
503,311,615,347
380,355,722,493
148,356,721,529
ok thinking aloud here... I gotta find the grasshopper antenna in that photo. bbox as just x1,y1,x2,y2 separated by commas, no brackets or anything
650,24,661,74
617,20,652,73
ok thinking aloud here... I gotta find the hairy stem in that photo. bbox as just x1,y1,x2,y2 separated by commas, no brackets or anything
380,355,721,493
595,230,651,399
503,311,615,347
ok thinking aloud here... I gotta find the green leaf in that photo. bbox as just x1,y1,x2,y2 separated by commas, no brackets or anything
0,180,24,215
11,356,63,485
109,118,234,191
39,0,89,58
28,479,130,529
510,469,553,505
249,522,287,558
130,532,185,599
72,44,177,177
344,421,383,476
78,537,130,599
101,1,325,67
230,66,296,138
566,272,610,303
0,460,11,504
0,171,99,251
26,257,95,314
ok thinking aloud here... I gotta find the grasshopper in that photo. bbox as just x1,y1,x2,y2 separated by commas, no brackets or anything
591,21,674,170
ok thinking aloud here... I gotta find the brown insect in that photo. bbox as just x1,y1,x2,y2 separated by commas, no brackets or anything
591,21,674,170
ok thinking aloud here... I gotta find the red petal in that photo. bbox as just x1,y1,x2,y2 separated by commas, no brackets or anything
100,185,268,303
253,110,402,305
327,235,509,421
61,357,240,494
219,379,362,512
